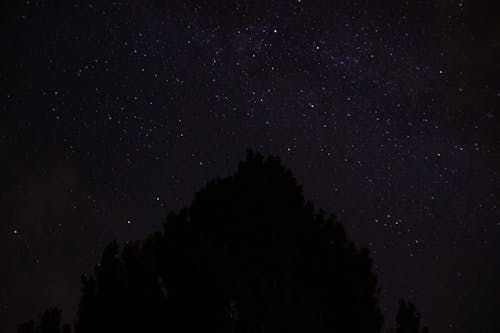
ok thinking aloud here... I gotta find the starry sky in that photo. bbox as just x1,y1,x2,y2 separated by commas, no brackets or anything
1,1,499,332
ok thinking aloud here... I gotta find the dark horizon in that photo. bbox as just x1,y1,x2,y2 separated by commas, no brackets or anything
2,1,499,332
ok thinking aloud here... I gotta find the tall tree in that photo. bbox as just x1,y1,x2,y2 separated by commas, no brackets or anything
75,151,383,332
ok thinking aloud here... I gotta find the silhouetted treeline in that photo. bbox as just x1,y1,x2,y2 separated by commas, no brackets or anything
19,151,428,333
17,308,70,333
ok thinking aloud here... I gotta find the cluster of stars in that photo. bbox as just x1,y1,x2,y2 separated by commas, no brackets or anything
1,1,498,332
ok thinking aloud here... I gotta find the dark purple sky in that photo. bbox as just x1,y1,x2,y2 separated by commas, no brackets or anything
1,1,499,332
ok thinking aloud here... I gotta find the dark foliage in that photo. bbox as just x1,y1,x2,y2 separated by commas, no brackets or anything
391,300,429,333
19,151,428,333
17,307,70,333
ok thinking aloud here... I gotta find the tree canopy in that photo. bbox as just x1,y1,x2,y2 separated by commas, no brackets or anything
19,151,428,333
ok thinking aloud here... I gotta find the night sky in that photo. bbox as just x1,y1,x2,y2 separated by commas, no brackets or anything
1,1,499,332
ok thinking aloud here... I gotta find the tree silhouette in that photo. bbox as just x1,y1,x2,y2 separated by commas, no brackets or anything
391,300,429,333
18,307,71,333
19,151,429,333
